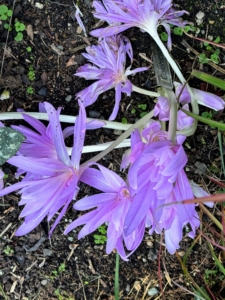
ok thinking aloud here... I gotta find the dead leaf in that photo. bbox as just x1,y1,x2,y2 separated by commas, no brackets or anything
133,280,141,291
26,24,34,40
41,71,48,85
66,55,77,67
4,206,14,214
51,44,65,56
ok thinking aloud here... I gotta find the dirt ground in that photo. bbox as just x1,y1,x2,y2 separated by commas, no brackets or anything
0,1,225,299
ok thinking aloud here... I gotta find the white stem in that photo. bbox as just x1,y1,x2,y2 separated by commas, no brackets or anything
167,90,177,144
0,112,131,131
132,84,160,97
151,33,199,134
67,139,131,155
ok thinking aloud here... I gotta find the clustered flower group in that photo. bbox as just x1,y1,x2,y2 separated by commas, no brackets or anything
0,0,223,260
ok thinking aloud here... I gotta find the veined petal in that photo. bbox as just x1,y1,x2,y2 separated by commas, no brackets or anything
71,100,86,169
193,88,224,111
44,102,71,166
74,193,117,210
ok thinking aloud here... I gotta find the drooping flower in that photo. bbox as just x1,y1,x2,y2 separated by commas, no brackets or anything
90,0,189,50
122,121,208,254
64,164,145,260
0,101,87,236
174,81,225,111
75,34,148,120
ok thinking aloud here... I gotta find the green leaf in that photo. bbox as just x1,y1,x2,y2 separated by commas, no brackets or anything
1,14,7,21
191,69,225,90
7,9,12,17
122,117,127,124
181,109,225,131
4,23,9,29
0,5,8,14
0,127,25,165
160,32,168,42
214,36,220,43
137,104,147,110
173,27,183,36
210,53,219,64
198,53,208,64
14,32,23,41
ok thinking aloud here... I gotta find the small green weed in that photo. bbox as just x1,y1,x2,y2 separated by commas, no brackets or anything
199,37,221,64
0,5,12,21
3,245,14,256
51,263,66,279
55,288,74,300
160,24,196,42
121,117,128,124
27,66,35,81
26,86,34,95
26,46,32,52
14,20,26,42
94,225,107,245
204,269,225,287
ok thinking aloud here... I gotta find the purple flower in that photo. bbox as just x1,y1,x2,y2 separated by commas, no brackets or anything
91,0,189,50
65,164,145,260
174,81,225,111
177,104,194,130
75,35,148,120
0,101,87,236
154,96,170,121
122,121,202,254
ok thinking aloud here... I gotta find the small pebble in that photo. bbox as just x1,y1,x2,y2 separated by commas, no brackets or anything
68,237,74,242
41,279,48,286
38,86,47,97
76,26,82,34
35,2,44,9
43,249,52,257
125,284,130,292
148,287,159,296
65,95,72,102
22,74,30,85
208,35,213,41
57,45,64,51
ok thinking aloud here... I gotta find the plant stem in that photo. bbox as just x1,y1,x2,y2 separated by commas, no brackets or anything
167,90,177,144
83,109,154,166
67,139,131,154
114,252,120,300
132,84,160,97
151,33,199,134
199,203,222,231
0,112,131,130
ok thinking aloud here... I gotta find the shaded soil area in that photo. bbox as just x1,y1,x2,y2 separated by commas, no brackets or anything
0,1,225,299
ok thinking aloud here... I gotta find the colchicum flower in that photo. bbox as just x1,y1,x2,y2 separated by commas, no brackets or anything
122,121,212,254
65,164,145,260
174,81,225,111
75,34,148,120
0,101,87,236
90,0,189,51
154,82,224,130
